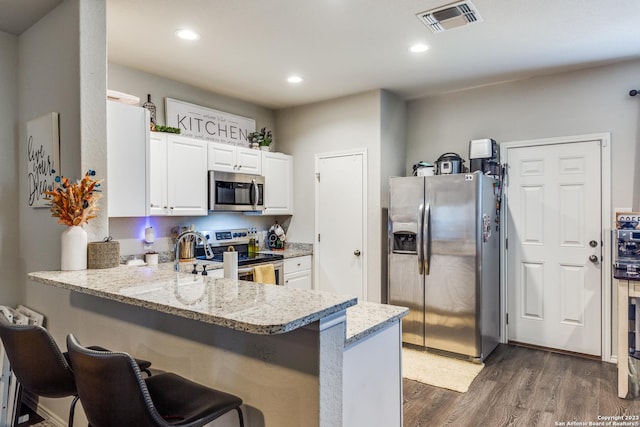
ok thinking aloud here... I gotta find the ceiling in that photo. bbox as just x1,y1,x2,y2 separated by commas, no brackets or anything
3,0,640,109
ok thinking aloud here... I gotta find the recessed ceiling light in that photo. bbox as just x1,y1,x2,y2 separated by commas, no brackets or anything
175,29,200,41
287,76,304,84
409,43,429,53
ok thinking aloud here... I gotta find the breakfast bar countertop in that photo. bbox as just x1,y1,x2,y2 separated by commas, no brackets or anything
28,264,356,336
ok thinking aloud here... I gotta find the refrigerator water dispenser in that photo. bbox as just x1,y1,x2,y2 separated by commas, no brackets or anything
393,232,417,253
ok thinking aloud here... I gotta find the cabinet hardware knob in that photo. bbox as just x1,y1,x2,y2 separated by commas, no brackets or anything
589,254,598,263
354,250,361,256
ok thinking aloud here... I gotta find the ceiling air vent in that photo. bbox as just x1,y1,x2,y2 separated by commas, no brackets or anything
416,1,482,33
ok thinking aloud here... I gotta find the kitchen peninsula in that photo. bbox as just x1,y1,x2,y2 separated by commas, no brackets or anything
28,264,407,427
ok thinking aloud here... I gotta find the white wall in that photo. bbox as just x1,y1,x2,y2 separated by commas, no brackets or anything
276,90,405,302
0,31,20,304
406,59,640,212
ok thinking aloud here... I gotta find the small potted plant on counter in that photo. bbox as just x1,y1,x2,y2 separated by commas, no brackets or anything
248,127,273,151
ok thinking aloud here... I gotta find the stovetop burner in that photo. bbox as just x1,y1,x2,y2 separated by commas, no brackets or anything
194,230,284,266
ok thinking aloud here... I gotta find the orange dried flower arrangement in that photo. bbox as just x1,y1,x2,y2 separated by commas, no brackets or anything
44,170,102,226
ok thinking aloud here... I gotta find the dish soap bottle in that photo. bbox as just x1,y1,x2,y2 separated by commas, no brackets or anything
248,228,255,255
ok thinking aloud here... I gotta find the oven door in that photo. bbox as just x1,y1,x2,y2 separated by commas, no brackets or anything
238,261,283,285
209,171,265,212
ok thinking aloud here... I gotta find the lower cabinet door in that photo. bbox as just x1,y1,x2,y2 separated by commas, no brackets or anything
284,270,312,290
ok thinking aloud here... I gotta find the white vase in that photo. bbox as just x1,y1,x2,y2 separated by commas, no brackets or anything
260,146,270,151
61,226,88,270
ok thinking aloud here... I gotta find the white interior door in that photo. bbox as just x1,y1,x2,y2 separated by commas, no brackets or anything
315,151,366,299
506,140,602,356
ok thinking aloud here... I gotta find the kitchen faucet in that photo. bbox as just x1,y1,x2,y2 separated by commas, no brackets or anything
174,230,214,272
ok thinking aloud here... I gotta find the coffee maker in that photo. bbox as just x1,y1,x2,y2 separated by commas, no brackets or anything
616,229,640,269
469,139,500,176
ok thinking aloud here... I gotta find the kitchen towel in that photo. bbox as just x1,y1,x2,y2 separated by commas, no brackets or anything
253,264,276,285
223,251,238,279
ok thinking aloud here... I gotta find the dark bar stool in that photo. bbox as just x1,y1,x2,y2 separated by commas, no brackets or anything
0,318,152,427
67,334,245,427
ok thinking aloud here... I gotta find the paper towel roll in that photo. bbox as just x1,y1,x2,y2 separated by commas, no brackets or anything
223,251,238,279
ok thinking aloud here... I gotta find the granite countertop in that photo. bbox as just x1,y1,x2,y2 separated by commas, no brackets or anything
345,301,408,346
28,263,356,335
259,242,313,258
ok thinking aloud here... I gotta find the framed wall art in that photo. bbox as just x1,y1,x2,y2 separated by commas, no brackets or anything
26,112,59,208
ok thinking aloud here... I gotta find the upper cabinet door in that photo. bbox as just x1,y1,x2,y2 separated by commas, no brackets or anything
148,133,168,216
236,146,262,175
262,152,293,215
207,142,262,175
167,136,208,216
207,141,237,172
107,101,149,217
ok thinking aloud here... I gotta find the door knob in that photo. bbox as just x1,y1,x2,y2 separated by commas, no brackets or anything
354,250,361,256
589,240,598,248
589,255,598,263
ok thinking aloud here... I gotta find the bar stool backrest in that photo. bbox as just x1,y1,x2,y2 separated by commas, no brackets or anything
66,334,164,427
0,318,76,397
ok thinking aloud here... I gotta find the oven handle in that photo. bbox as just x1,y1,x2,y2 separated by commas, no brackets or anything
238,266,254,275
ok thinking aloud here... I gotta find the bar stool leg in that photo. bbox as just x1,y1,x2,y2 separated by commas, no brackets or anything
68,395,80,427
236,407,245,427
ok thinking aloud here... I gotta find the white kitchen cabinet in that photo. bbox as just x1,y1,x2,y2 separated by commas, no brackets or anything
208,141,262,175
107,101,149,217
149,133,208,216
262,151,293,215
284,256,312,290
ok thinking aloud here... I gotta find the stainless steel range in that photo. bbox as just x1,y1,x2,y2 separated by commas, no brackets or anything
195,228,284,284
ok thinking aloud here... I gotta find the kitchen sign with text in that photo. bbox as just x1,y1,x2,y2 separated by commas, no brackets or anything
165,98,255,146
26,112,59,208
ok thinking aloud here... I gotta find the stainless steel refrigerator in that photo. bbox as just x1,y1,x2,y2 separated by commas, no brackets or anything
388,172,500,361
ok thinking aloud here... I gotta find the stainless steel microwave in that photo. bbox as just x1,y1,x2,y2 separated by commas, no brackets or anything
208,171,265,212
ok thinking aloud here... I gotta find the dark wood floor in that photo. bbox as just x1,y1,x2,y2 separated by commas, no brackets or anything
403,344,640,427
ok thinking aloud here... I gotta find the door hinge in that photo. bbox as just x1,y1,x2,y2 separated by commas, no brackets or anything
316,173,320,182
506,313,508,325
317,233,320,242
505,238,508,250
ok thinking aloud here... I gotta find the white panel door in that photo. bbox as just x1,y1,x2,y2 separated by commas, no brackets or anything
315,152,365,299
506,140,602,355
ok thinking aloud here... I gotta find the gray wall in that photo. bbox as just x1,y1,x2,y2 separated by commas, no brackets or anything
276,89,407,302
406,59,640,212
380,91,407,303
107,63,282,255
19,0,83,275
108,62,276,145
19,0,105,420
0,31,20,304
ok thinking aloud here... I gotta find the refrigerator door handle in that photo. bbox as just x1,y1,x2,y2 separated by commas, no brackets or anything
418,203,424,275
424,202,431,275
